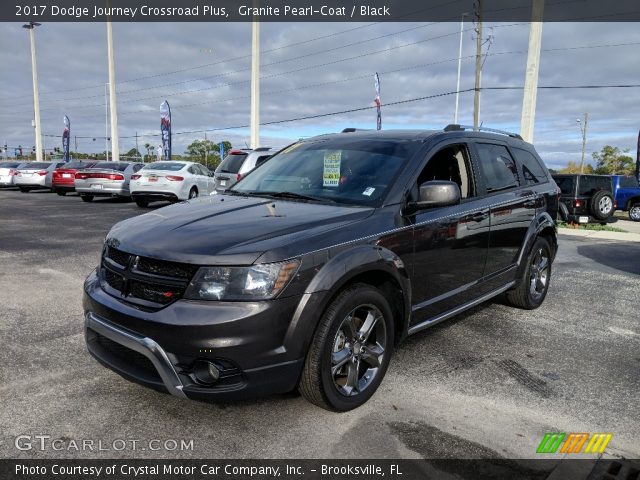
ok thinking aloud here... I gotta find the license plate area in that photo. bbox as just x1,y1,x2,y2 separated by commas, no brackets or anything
578,216,589,223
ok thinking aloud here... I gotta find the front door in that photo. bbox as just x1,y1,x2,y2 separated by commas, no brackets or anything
408,142,489,324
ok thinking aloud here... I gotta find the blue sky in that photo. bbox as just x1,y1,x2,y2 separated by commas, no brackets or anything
0,21,639,169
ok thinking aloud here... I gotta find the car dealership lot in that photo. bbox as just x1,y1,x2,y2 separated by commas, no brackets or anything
0,190,638,460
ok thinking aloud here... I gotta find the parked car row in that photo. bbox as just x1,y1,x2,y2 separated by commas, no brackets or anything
552,173,640,223
0,147,273,208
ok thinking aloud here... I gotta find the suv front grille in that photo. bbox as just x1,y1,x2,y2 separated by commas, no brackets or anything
101,246,195,308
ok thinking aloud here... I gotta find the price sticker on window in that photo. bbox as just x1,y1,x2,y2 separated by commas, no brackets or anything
323,151,342,187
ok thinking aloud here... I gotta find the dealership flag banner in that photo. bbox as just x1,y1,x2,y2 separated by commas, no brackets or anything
160,100,172,160
374,72,382,130
636,131,640,182
62,115,70,162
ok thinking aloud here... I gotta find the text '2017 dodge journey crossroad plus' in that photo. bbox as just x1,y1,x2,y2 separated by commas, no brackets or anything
83,126,558,411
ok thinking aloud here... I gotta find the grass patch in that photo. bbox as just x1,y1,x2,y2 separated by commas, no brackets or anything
557,221,627,233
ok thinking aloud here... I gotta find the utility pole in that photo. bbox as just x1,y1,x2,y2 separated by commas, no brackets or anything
454,12,467,124
106,17,120,161
473,0,483,129
577,113,588,174
134,131,140,160
520,0,545,143
250,13,260,149
23,22,43,162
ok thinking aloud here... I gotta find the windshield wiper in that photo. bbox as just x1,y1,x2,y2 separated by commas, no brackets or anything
257,191,335,203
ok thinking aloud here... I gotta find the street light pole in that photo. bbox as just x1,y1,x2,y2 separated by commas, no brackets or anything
250,16,260,149
473,0,483,129
454,13,467,124
23,22,43,162
577,113,588,174
105,83,109,161
106,18,120,161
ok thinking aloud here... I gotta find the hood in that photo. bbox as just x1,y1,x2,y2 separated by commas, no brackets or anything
107,194,374,265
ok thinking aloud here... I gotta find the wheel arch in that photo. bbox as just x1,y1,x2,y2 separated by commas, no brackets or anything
515,212,557,279
287,245,412,364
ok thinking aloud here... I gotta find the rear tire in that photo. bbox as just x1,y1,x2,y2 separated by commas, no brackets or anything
629,203,640,222
19,187,30,193
56,190,67,196
299,283,394,411
558,202,569,222
135,197,149,208
590,190,614,220
506,236,552,310
80,195,94,202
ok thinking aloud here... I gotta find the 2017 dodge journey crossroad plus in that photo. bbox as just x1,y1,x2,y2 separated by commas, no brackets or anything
83,126,559,411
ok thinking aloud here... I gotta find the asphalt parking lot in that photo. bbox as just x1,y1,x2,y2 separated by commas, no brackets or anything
1,189,638,462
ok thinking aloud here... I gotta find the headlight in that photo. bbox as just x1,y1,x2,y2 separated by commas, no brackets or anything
184,260,300,301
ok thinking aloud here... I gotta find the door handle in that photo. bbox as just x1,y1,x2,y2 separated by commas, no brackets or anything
470,212,488,222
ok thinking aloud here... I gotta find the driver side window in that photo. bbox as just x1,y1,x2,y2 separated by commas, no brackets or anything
414,144,474,200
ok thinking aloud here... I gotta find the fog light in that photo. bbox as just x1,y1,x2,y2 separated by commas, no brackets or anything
193,360,220,385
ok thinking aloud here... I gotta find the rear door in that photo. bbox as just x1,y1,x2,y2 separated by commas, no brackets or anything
471,141,537,277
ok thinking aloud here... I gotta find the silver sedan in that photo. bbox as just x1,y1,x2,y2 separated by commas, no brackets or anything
14,161,65,192
74,161,145,202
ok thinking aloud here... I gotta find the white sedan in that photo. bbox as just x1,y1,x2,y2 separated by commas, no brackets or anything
129,161,215,207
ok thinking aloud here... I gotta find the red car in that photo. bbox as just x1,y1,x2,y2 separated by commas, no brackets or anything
52,161,97,196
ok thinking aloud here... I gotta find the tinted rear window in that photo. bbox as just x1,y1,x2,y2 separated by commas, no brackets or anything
578,176,612,196
0,162,21,168
218,153,248,173
91,162,130,171
62,161,96,169
619,176,639,188
143,162,186,171
474,143,519,192
22,162,51,169
512,148,548,185
554,176,575,195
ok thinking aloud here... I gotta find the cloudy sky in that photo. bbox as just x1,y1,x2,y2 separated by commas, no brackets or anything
0,20,639,169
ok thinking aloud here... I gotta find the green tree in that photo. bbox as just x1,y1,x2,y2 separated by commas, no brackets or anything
185,139,232,169
592,145,635,175
559,160,594,174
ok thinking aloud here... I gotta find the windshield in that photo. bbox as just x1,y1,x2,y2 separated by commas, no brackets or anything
231,138,419,206
143,162,186,171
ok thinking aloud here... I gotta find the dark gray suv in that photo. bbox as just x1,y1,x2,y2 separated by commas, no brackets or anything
84,126,558,411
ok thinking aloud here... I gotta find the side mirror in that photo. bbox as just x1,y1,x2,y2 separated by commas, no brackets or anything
411,180,461,210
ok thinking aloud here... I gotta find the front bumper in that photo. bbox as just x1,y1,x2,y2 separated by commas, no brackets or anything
83,270,309,400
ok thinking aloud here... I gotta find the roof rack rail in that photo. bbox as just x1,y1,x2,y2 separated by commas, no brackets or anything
253,147,271,151
443,124,523,140
341,127,374,133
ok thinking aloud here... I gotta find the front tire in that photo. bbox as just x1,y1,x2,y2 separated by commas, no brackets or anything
629,203,640,222
134,197,149,208
299,284,394,411
19,187,30,193
188,187,198,199
506,236,552,310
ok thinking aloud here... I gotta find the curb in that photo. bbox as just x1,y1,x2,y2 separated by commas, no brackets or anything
558,228,640,243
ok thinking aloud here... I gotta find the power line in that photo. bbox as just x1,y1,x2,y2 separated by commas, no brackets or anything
38,83,640,140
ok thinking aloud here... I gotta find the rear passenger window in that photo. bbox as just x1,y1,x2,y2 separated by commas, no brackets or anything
475,143,519,193
511,148,547,185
